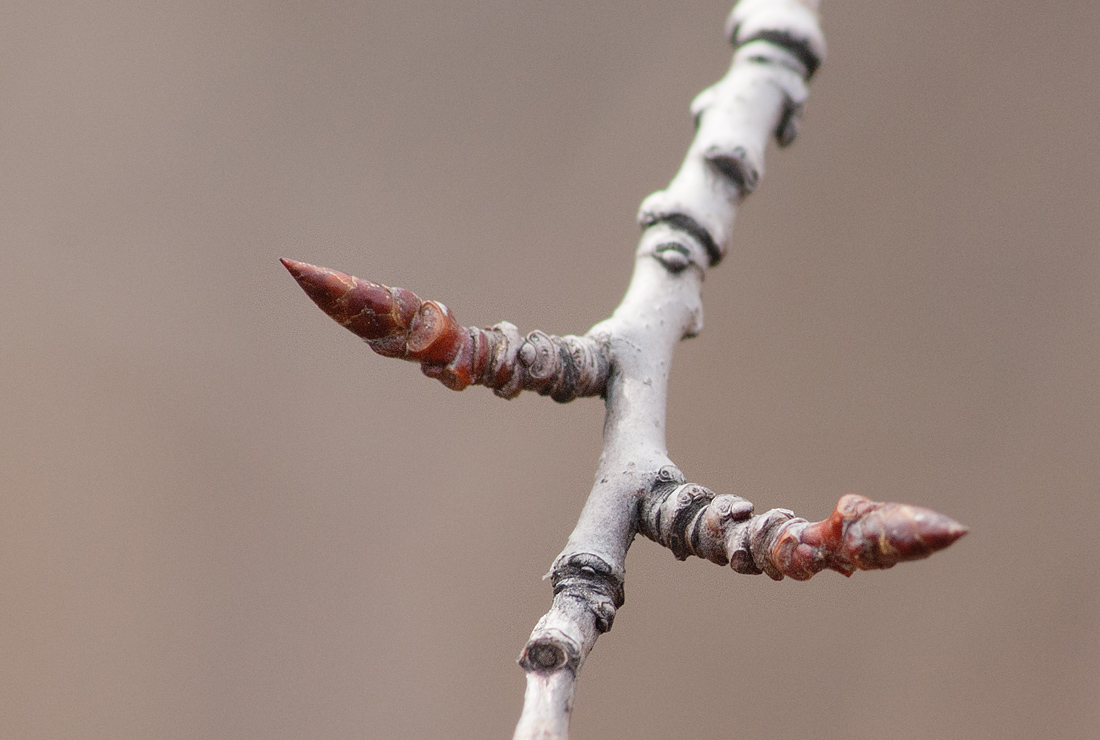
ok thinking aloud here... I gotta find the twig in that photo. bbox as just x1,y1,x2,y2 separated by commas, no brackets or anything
282,1,967,737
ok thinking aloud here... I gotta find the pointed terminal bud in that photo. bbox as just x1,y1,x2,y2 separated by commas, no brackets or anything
837,494,969,570
770,493,968,580
280,259,422,349
281,258,608,399
281,258,498,390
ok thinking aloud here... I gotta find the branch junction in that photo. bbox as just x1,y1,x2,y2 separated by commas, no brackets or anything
282,1,967,738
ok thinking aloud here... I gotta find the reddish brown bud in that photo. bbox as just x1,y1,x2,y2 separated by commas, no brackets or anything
282,258,608,399
283,258,508,392
770,493,968,581
280,259,423,350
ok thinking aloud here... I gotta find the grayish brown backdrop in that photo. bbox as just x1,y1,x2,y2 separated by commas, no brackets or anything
3,1,1097,738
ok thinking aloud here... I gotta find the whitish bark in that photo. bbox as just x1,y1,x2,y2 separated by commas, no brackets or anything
513,2,827,737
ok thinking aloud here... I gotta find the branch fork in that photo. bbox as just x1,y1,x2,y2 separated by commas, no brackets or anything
282,1,967,737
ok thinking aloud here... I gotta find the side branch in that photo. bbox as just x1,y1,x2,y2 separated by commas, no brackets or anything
638,476,968,581
281,259,609,401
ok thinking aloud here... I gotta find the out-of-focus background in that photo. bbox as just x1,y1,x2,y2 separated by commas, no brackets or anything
3,1,1097,738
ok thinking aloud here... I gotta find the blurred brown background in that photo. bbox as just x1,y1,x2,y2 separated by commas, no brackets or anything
3,1,1097,738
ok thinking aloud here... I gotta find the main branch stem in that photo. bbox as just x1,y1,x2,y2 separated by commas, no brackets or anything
512,3,824,736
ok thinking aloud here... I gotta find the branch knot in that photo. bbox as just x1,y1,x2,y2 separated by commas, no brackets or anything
519,631,582,675
550,553,624,633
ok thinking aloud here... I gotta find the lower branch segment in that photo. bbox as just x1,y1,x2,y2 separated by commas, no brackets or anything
514,667,578,740
639,474,968,580
281,259,609,401
513,554,624,740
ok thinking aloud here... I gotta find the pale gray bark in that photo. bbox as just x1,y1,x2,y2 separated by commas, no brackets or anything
513,2,826,737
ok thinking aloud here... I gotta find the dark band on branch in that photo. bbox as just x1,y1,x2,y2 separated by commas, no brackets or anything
735,29,821,78
550,553,624,633
642,213,724,267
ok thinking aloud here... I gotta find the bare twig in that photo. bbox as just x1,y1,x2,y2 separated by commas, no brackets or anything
282,1,967,737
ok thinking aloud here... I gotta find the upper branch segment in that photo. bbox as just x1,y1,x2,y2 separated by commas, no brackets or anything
281,259,609,402
638,0,825,266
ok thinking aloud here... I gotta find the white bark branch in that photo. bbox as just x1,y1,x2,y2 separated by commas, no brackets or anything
512,2,826,737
